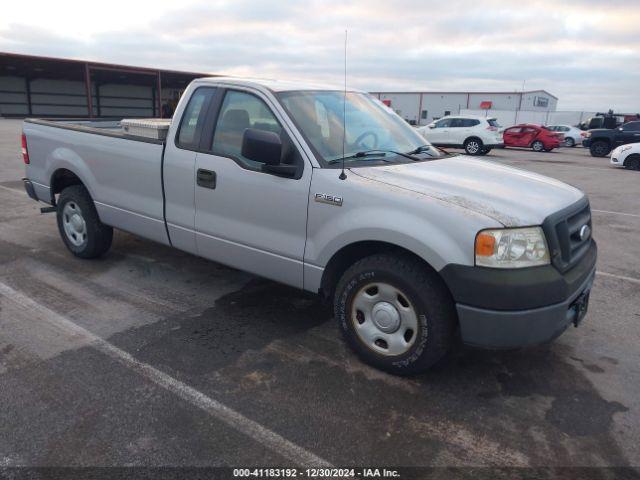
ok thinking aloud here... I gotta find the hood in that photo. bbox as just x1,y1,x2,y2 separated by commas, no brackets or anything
353,156,584,227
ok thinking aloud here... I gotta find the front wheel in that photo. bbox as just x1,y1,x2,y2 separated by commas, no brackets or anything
564,137,575,147
624,154,640,171
334,253,456,375
590,141,610,157
532,140,545,152
56,185,113,258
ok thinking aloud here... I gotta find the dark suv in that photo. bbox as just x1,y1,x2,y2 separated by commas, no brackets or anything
583,121,640,157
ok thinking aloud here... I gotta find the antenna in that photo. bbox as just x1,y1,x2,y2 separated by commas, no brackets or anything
339,29,348,180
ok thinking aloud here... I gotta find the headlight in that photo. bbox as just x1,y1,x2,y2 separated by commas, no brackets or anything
620,145,633,153
475,227,550,268
584,132,591,138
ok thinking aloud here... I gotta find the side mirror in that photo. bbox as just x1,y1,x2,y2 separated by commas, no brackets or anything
428,124,435,129
242,128,282,165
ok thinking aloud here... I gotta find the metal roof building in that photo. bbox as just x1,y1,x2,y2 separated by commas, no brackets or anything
371,90,559,126
0,52,212,118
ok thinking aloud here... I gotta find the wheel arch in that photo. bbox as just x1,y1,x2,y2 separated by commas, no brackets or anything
49,168,89,205
464,136,483,146
319,240,452,302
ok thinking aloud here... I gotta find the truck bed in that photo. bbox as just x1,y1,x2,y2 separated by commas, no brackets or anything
23,118,169,245
25,118,165,145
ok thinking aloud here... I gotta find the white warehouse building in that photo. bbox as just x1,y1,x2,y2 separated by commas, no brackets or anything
370,90,558,126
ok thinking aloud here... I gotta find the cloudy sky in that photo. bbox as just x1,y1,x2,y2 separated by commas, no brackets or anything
1,0,639,112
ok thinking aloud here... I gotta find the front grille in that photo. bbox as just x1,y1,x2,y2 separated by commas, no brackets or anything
543,197,592,273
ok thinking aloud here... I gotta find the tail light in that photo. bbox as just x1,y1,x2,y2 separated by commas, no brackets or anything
21,133,30,164
580,132,587,138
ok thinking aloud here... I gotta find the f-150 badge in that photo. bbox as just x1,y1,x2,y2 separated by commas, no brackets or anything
315,193,343,206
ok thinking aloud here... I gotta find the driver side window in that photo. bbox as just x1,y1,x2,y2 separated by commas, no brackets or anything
212,90,283,169
435,118,451,128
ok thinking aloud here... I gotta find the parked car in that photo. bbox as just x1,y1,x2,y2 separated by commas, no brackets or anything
582,120,640,157
416,115,504,155
610,143,640,170
547,124,586,147
22,77,596,375
503,124,563,152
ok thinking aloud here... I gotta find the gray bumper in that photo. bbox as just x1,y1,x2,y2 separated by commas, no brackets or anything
457,266,596,349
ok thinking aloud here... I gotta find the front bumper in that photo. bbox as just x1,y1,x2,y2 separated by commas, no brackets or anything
456,266,594,348
440,240,597,349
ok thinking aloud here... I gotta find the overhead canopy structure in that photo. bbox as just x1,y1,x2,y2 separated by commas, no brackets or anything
0,52,211,118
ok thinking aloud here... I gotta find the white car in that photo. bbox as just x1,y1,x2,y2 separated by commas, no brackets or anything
610,143,640,170
416,115,504,155
547,125,586,147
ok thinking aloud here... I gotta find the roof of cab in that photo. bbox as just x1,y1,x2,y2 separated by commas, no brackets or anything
194,76,365,93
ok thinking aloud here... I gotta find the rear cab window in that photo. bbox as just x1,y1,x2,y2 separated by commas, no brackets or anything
176,88,216,150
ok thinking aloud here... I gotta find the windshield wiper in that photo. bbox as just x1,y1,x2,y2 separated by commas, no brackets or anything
328,149,420,164
406,145,437,157
327,150,388,164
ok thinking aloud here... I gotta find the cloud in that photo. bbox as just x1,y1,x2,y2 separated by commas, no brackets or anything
0,0,638,111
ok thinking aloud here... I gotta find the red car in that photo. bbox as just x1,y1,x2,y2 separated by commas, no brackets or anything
503,124,563,152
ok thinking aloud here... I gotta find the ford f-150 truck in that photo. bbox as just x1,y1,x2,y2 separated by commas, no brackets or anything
21,77,597,374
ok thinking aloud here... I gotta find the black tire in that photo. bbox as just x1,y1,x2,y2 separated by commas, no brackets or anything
564,137,575,147
532,140,545,152
464,137,483,156
334,252,456,375
56,185,113,258
624,154,640,171
590,140,610,157
480,147,492,155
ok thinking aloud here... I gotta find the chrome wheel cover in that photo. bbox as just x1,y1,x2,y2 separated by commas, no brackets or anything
62,202,87,247
351,282,419,356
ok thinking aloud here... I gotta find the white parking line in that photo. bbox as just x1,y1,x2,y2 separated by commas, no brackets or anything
0,184,22,195
0,281,332,467
592,209,640,219
596,271,640,285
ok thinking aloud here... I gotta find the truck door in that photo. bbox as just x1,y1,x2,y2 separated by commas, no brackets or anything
193,88,311,288
163,86,218,255
616,121,640,146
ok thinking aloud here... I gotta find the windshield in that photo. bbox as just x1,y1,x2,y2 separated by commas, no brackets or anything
277,90,444,166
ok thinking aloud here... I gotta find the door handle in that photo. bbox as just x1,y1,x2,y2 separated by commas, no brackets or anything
197,169,216,189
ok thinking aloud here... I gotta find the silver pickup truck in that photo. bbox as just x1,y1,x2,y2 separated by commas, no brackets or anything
21,77,597,374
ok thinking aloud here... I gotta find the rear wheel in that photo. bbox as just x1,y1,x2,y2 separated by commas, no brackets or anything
56,185,113,258
564,137,575,147
334,253,456,375
464,137,483,155
624,154,640,171
532,140,545,152
590,140,610,157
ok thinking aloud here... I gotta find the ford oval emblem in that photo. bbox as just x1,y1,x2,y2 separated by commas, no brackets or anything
579,225,591,241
